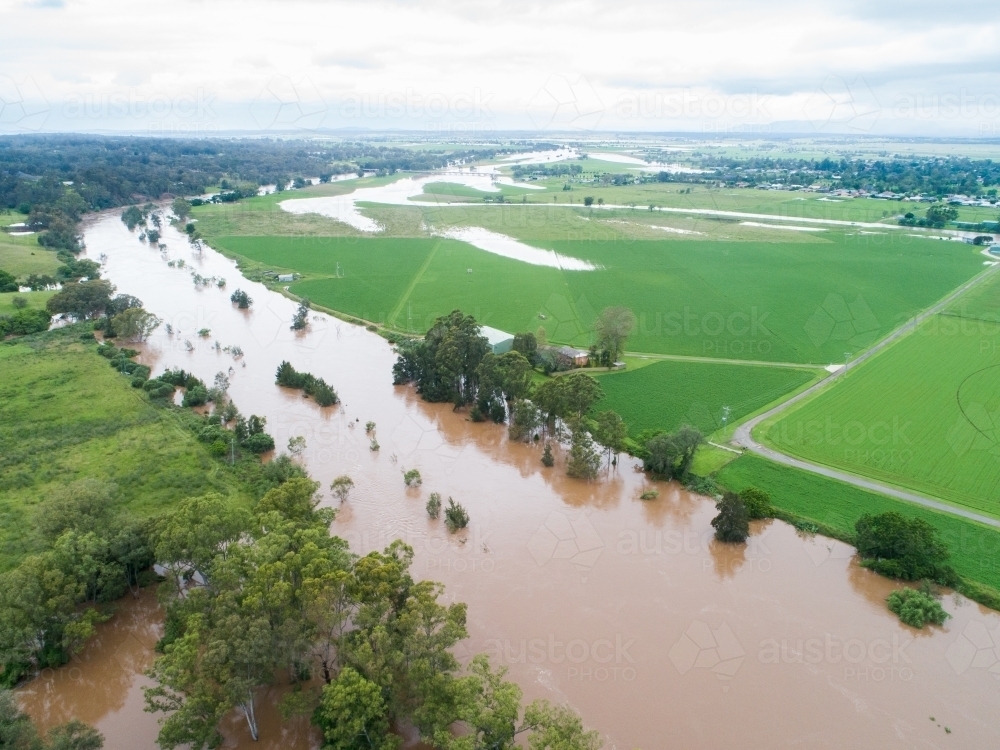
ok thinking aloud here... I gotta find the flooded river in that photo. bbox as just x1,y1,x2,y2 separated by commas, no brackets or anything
19,212,1000,749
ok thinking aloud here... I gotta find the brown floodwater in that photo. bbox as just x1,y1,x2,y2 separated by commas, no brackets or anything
19,212,1000,749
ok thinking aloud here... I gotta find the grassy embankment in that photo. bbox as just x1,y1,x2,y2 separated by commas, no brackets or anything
0,325,250,571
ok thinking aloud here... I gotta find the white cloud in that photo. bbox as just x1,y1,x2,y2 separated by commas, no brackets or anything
0,0,997,134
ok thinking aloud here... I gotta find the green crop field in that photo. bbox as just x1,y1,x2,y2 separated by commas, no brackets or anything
944,264,1000,322
716,454,1000,594
762,311,1000,518
0,326,244,571
211,230,984,364
592,359,816,437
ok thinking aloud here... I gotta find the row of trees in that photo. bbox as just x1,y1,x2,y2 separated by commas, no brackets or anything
393,311,639,481
145,476,600,750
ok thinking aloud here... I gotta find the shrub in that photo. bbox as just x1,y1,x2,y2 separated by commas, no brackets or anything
711,492,749,543
10,296,27,309
403,469,422,487
886,587,950,628
365,421,376,434
740,487,772,519
444,498,469,531
0,308,50,336
182,385,209,407
541,443,554,467
243,432,275,453
230,289,252,308
426,492,442,519
370,438,380,452
143,379,175,399
640,489,659,501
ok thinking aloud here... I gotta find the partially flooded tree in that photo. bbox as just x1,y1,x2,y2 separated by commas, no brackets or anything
330,475,354,502
711,493,750,543
566,424,601,480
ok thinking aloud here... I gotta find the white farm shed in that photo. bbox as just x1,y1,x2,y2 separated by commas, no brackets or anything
481,326,514,354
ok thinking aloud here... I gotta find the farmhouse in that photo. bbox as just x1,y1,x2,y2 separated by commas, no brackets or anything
481,325,514,354
555,346,589,368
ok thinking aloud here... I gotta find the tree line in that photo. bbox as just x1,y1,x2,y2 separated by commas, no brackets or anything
145,477,600,749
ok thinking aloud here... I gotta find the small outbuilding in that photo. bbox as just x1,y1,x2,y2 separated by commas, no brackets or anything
278,273,295,282
481,325,515,354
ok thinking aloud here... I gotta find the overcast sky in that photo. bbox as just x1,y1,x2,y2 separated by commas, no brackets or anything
1,0,998,136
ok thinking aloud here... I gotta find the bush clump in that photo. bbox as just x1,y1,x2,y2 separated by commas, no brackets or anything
855,512,958,585
887,587,950,628
740,487,772,519
275,360,339,406
444,498,469,531
403,469,422,487
426,492,442,519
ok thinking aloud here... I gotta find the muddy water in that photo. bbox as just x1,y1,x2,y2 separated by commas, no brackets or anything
19,212,1000,749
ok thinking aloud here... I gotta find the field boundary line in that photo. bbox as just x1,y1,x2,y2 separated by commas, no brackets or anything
387,239,441,329
622,351,826,371
731,262,1000,529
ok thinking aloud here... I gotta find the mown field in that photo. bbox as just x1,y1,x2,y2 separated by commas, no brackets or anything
762,312,1000,518
717,454,1000,596
592,359,816,437
0,326,244,570
211,231,984,364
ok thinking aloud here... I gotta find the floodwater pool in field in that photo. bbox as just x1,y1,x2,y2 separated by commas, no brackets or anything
17,211,1000,750
438,227,599,270
279,170,539,232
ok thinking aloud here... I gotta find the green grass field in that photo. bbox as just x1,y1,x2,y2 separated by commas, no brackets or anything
0,213,60,279
0,290,53,316
592,359,816,437
0,326,243,570
762,313,1000,518
716,454,1000,595
211,231,984,364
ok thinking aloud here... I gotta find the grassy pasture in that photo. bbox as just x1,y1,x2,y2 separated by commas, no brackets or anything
0,213,60,278
211,230,984,364
716,454,1000,595
0,326,243,570
591,359,816,438
763,313,1000,518
0,290,53,316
